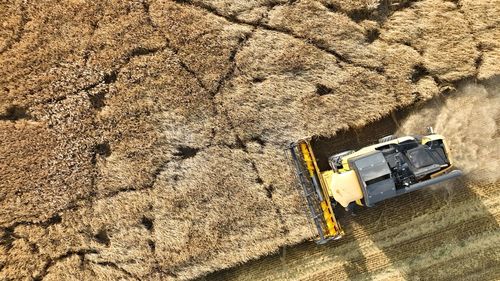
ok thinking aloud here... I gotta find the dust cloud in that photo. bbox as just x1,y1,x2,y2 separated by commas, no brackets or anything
398,80,500,181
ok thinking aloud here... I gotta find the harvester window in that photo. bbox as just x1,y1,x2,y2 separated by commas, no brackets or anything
407,147,436,169
425,140,449,164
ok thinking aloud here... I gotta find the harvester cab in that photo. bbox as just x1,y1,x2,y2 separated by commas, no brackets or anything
286,129,462,244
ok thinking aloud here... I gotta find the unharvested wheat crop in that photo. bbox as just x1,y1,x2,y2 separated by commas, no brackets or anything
1,0,499,280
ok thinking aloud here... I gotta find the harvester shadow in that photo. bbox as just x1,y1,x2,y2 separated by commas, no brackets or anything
200,180,498,281
338,177,498,280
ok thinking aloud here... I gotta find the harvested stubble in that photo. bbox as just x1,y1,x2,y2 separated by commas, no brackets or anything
0,0,499,280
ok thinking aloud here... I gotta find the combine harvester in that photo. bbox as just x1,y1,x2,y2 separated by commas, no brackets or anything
287,128,462,244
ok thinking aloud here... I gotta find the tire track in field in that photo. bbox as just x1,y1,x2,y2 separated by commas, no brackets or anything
200,180,499,281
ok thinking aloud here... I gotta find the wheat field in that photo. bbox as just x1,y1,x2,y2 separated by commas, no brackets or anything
1,0,499,280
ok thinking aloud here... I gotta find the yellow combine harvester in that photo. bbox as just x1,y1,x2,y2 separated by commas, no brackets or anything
287,128,462,244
